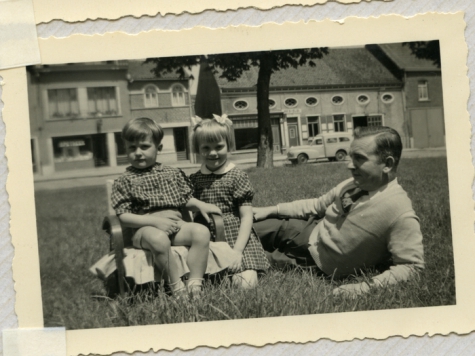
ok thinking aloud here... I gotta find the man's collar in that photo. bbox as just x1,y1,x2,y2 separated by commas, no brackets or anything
367,178,398,198
200,161,235,175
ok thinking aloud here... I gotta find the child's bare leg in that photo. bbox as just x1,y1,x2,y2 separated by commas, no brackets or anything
135,227,183,290
172,223,210,280
232,270,258,289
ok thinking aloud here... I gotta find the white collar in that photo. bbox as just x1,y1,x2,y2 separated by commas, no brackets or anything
200,161,236,175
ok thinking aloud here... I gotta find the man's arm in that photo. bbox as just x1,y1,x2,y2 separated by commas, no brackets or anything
334,212,424,296
373,212,424,284
254,185,339,221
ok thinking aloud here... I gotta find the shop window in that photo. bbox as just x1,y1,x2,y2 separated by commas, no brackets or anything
53,134,108,169
418,80,429,101
284,98,297,108
144,85,159,107
171,84,186,106
47,88,79,119
331,95,344,105
53,136,94,163
233,100,249,110
305,97,318,106
235,128,258,150
87,87,118,117
307,116,320,137
333,114,346,132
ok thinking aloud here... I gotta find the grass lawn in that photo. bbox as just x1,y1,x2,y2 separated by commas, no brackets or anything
35,156,454,329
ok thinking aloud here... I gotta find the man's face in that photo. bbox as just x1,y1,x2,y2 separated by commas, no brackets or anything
347,135,388,191
126,135,161,169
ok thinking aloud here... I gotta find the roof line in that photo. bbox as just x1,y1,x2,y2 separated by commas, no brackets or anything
221,82,403,93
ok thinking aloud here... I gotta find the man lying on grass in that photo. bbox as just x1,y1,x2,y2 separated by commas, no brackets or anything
253,126,424,296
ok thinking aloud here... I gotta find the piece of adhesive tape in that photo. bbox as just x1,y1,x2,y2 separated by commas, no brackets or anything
3,327,66,356
0,0,41,70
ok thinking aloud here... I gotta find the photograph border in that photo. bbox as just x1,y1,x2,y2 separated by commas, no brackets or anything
4,12,474,356
32,0,382,24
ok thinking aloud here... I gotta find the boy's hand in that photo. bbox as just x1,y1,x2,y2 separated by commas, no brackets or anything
228,249,243,273
253,206,278,221
151,216,181,235
198,202,222,223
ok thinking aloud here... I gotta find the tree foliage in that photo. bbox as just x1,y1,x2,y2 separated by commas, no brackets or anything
145,48,328,167
403,41,441,68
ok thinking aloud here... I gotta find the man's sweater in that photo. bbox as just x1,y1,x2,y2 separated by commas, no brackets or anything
277,178,424,282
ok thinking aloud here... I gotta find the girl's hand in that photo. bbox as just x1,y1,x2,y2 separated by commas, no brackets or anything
152,216,181,235
228,249,243,273
252,206,278,221
198,202,222,223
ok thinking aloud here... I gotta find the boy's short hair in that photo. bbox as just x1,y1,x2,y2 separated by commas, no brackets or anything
353,126,403,167
122,117,164,147
192,119,235,153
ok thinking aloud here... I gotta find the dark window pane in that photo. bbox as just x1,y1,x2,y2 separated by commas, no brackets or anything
235,128,258,150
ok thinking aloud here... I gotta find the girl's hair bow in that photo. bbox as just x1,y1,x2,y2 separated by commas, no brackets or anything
191,114,233,129
190,115,203,127
212,114,233,126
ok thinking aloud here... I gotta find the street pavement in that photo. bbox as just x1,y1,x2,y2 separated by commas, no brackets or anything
33,148,446,191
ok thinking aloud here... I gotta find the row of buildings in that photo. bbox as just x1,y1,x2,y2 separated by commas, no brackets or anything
27,43,444,176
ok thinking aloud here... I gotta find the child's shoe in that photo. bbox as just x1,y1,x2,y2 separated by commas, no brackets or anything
186,278,204,299
168,279,187,300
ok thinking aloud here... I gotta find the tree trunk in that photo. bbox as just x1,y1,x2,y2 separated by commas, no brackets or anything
256,54,273,168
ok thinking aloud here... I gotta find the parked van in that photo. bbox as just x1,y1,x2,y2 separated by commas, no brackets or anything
287,132,353,164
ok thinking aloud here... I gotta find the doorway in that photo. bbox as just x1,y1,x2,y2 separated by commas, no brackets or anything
410,108,445,148
287,117,300,147
173,127,189,161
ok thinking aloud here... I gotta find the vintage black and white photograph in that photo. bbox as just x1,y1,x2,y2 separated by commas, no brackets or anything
28,38,453,330
6,13,473,355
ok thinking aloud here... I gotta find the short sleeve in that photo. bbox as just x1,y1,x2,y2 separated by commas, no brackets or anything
232,170,254,206
111,177,133,215
175,168,194,202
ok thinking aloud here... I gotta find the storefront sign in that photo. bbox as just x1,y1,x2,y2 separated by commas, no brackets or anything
58,140,85,148
282,109,302,114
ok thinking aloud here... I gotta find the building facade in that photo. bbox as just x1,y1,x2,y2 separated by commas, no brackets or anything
217,47,408,153
28,61,194,176
367,43,445,149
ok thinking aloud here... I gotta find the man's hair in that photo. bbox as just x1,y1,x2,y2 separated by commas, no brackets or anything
353,126,403,167
192,119,235,153
122,117,164,147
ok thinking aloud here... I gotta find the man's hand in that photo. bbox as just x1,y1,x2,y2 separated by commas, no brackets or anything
227,249,243,273
253,206,278,221
332,282,371,297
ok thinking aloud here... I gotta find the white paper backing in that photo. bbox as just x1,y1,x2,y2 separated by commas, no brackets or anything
2,0,475,354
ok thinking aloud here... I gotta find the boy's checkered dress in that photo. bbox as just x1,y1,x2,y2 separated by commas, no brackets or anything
190,167,270,273
112,163,193,215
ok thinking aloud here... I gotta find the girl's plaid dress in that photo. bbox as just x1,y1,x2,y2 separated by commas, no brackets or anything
190,163,270,273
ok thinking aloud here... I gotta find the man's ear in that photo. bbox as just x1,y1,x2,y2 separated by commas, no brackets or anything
157,143,163,152
382,156,395,174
